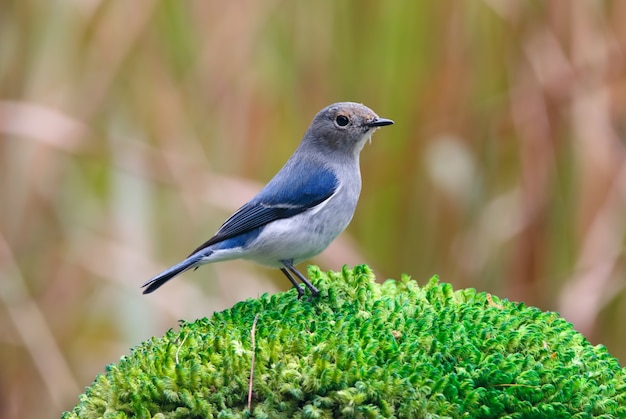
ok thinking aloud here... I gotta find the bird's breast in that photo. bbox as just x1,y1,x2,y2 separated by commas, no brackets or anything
242,174,361,266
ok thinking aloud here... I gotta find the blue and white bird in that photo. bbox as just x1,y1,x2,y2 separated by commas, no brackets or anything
142,102,393,298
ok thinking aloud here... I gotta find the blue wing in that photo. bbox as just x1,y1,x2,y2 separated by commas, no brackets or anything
188,164,339,256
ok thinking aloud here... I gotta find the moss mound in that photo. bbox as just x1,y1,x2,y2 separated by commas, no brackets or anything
64,265,625,418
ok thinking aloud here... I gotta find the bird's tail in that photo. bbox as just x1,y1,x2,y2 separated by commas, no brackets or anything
141,254,206,294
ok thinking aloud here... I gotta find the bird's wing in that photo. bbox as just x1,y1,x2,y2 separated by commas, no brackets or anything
188,166,339,256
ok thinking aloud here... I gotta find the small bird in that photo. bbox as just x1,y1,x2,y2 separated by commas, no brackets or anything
142,102,393,298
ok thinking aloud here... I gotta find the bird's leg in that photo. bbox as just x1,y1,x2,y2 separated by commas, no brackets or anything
282,260,320,298
280,267,305,299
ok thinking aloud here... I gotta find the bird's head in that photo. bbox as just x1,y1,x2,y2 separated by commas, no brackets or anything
305,102,394,156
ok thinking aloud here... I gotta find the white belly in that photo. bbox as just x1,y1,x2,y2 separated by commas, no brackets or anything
241,185,358,267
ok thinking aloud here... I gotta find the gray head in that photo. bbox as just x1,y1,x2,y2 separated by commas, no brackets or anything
303,102,394,156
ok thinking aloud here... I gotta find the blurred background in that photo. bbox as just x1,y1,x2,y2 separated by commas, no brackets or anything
1,1,626,417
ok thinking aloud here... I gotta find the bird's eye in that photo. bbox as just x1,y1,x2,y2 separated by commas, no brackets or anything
335,115,349,127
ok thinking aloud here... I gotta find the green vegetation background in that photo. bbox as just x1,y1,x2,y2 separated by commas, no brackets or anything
63,266,626,418
1,2,626,418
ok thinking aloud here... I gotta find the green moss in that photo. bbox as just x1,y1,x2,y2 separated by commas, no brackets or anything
64,265,625,418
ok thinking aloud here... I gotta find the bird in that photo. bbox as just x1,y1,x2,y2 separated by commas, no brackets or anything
142,102,393,298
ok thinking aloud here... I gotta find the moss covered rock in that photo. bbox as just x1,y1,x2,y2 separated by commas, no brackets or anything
64,265,625,418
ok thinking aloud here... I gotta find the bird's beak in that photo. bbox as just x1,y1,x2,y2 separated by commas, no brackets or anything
366,118,394,127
